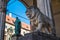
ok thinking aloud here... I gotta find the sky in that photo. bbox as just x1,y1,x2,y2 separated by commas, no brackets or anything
7,0,30,24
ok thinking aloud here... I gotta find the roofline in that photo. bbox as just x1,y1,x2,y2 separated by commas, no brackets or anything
6,22,31,31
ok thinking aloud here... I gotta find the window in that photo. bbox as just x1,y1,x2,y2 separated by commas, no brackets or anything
8,19,9,21
23,32,25,34
5,25,7,28
12,20,14,23
26,26,28,28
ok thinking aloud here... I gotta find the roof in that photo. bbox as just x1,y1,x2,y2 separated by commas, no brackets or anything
6,15,31,31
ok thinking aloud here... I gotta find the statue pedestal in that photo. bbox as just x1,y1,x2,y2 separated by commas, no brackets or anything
19,31,60,40
11,31,60,40
11,34,22,40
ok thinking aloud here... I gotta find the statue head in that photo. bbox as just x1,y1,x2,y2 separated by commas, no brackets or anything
26,6,41,31
16,17,18,20
26,6,35,19
26,6,40,19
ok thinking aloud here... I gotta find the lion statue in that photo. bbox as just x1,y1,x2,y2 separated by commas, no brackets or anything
26,6,56,36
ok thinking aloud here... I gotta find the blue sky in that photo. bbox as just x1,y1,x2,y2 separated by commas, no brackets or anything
7,0,30,24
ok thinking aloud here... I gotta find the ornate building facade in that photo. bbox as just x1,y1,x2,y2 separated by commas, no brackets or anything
4,15,31,40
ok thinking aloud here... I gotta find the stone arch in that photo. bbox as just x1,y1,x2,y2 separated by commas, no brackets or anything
3,0,37,40
19,0,37,8
6,0,56,35
1,0,60,40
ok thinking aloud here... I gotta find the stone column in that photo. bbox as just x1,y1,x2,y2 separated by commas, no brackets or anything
37,0,56,36
0,0,7,40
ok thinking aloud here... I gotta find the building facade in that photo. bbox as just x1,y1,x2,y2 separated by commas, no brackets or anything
4,15,31,40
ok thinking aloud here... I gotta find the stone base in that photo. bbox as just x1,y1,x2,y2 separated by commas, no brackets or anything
32,31,60,40
12,31,60,40
11,34,22,40
23,31,60,40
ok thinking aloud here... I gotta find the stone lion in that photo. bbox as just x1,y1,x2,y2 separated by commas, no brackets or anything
26,6,56,36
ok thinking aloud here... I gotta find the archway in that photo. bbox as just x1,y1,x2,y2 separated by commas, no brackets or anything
0,0,60,40
5,0,31,40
